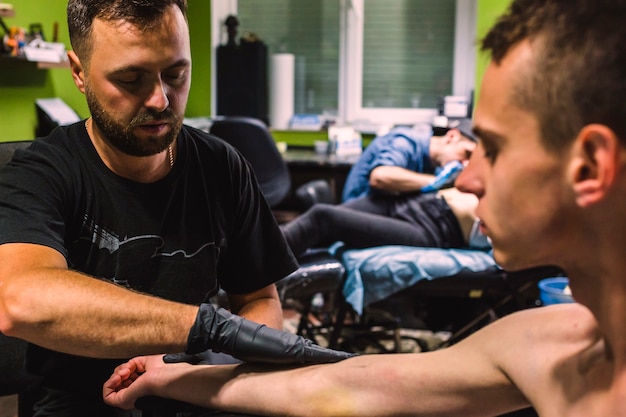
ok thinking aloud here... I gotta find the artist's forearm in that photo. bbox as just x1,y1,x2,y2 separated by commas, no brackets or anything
234,297,283,330
369,166,435,193
228,285,284,330
1,266,196,358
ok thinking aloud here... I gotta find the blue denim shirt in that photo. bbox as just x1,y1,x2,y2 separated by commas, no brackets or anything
341,125,434,202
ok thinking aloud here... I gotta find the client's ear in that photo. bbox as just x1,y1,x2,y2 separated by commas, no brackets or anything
446,128,462,143
569,124,619,207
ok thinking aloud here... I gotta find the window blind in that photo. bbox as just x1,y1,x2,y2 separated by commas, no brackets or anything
363,0,456,109
237,0,456,115
238,0,340,115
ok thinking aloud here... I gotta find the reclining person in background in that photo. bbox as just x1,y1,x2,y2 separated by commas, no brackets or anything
282,119,485,257
281,187,490,257
342,118,477,202
104,0,626,415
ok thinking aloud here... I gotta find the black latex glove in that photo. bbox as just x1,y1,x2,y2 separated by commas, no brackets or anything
163,349,243,365
171,303,356,365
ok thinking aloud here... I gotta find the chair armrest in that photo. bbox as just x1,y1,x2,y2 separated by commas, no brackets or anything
294,179,335,210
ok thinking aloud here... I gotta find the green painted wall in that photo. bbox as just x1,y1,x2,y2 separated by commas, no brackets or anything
186,0,212,118
0,0,509,143
474,0,511,108
0,0,81,141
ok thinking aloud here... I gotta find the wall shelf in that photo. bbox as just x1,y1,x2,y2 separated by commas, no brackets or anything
0,5,14,34
36,60,69,69
0,55,69,69
0,5,15,18
0,4,68,69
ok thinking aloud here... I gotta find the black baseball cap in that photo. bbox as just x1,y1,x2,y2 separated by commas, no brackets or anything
448,118,476,142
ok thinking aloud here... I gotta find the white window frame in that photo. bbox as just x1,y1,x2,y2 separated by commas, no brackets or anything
211,0,477,129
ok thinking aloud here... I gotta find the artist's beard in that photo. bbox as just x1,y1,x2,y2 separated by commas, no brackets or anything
85,86,182,157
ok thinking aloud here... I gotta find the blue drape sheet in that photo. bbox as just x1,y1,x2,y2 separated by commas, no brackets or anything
340,246,497,314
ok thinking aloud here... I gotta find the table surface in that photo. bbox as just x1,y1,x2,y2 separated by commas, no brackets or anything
282,148,360,167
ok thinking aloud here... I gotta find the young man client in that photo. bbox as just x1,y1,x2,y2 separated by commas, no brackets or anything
105,0,626,415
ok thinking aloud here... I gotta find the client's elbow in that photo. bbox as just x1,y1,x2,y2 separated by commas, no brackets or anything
368,167,389,190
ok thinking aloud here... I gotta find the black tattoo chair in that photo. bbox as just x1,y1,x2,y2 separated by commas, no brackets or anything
209,116,292,209
0,140,33,167
209,116,335,223
0,333,43,417
278,244,563,355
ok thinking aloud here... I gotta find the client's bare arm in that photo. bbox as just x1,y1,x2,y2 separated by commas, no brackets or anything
104,304,599,417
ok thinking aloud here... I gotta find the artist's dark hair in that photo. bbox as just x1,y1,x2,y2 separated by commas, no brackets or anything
481,0,626,150
67,0,187,69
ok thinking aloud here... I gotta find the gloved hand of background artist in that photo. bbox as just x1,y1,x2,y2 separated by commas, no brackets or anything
420,160,464,193
164,303,356,366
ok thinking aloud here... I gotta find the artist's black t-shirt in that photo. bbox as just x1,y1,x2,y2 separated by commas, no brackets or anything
0,122,297,412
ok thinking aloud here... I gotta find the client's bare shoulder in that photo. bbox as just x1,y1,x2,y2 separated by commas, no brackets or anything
473,303,608,415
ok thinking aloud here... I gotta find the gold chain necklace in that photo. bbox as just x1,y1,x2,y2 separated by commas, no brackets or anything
167,143,174,168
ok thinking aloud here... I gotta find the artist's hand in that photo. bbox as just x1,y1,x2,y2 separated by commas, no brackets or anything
103,355,187,410
421,160,464,193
